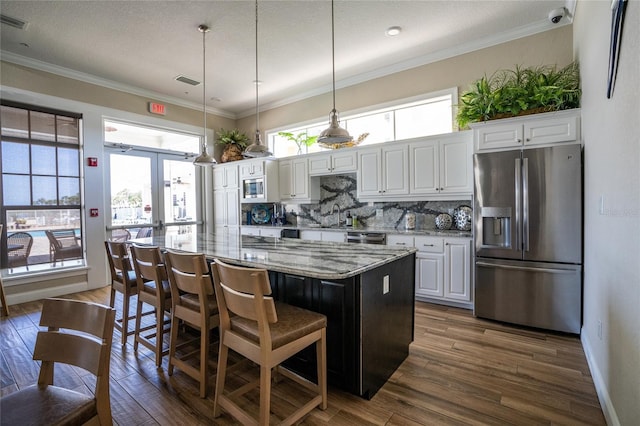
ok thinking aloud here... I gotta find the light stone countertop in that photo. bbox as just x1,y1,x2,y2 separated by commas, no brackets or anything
133,233,416,280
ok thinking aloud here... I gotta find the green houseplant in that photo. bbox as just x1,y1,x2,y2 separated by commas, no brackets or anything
277,131,317,155
216,128,249,162
456,62,581,128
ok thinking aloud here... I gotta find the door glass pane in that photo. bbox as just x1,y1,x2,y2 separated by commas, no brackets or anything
163,159,197,223
110,154,152,225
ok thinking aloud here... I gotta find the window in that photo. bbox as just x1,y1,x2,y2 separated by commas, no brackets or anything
267,88,457,157
1,103,83,273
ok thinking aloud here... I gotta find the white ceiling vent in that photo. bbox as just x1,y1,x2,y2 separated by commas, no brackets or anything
1,14,29,30
175,75,200,86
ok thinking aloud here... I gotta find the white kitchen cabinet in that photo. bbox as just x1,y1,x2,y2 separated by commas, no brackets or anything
357,145,408,198
214,187,239,229
239,159,265,178
240,226,282,238
321,231,347,243
278,158,319,203
472,109,580,152
213,163,239,190
299,230,346,242
308,151,357,176
388,234,472,306
443,238,472,302
409,132,473,196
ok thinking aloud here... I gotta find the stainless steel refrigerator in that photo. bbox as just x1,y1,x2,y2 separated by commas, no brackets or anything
473,144,582,334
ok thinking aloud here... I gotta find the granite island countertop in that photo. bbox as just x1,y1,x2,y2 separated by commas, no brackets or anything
133,233,416,280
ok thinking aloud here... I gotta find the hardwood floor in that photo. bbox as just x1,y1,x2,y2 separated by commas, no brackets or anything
0,287,605,425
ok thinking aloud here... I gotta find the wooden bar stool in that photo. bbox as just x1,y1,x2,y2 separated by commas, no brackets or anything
130,244,172,368
104,240,139,346
210,259,327,426
164,249,219,398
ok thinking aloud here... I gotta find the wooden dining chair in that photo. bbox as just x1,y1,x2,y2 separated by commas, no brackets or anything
210,259,327,426
0,298,116,426
130,243,172,368
164,249,220,398
104,240,139,346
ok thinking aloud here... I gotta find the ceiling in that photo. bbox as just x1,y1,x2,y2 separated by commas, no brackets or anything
0,1,573,119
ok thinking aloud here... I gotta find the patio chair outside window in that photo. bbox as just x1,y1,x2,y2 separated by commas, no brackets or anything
7,232,33,270
45,230,83,265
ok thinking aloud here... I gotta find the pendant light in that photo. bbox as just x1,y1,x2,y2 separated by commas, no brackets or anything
243,0,273,158
193,24,216,166
317,0,351,146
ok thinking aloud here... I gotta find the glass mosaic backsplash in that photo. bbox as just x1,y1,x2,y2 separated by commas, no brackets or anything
241,174,472,231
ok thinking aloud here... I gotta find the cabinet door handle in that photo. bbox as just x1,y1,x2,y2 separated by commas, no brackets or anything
526,138,531,142
440,187,444,191
395,242,406,245
517,138,522,143
423,244,434,247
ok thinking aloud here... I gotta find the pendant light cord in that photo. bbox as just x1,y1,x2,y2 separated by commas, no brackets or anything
200,24,208,150
255,0,259,134
331,0,336,111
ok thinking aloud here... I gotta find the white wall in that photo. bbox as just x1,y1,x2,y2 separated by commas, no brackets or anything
573,1,640,425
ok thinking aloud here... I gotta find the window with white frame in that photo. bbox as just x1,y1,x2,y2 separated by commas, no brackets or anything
267,88,457,158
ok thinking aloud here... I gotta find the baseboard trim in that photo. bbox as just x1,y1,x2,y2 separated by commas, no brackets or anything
6,282,90,306
581,328,621,426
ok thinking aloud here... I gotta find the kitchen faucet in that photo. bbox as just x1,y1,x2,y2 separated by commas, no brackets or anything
331,203,341,226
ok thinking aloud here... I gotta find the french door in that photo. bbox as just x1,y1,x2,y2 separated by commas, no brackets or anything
105,149,203,240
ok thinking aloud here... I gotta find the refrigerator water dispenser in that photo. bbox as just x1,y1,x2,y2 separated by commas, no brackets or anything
481,207,511,248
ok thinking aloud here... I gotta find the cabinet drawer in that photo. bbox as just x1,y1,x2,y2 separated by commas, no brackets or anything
386,235,414,247
414,236,444,253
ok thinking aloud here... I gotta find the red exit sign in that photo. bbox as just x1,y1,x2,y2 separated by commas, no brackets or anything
148,102,166,115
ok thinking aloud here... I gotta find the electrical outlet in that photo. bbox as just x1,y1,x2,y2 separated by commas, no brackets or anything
597,320,602,340
383,275,390,294
376,209,384,219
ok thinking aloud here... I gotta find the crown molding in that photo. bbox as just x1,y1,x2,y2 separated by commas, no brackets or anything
3,18,567,121
0,51,236,119
239,19,568,117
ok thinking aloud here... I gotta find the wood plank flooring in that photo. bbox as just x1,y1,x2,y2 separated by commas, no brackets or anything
0,287,605,425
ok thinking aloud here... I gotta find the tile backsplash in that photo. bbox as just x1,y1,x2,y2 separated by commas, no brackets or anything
242,174,472,231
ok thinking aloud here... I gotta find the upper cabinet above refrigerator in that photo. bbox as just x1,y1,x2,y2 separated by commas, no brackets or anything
470,109,581,153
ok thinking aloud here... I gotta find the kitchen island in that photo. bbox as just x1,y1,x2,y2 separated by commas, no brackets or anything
134,232,416,399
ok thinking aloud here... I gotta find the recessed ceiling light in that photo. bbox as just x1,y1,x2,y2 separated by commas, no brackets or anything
386,26,401,37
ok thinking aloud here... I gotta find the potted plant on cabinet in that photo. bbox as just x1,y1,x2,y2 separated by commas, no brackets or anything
216,128,249,162
456,62,581,128
277,131,318,155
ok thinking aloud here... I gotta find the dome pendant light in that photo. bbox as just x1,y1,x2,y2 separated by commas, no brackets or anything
193,24,216,166
317,0,351,147
243,0,272,158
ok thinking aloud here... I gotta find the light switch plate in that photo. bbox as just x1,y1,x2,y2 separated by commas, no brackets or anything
383,275,390,294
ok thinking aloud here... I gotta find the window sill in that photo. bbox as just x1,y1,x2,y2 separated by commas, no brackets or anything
1,261,88,287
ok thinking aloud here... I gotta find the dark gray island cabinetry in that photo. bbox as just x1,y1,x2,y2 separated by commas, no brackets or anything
135,233,416,399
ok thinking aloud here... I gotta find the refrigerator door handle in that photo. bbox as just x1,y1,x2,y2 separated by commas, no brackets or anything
515,158,522,251
476,261,578,274
522,157,529,252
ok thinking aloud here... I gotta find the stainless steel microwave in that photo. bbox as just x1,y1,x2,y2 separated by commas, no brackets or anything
242,177,265,200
